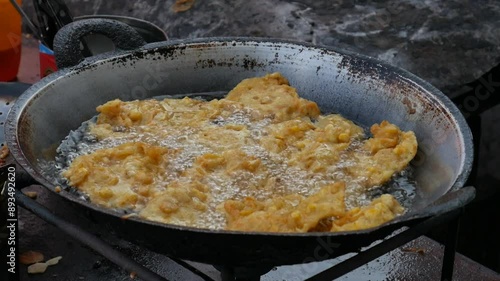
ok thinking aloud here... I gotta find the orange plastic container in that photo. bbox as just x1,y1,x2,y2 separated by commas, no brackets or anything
0,0,22,82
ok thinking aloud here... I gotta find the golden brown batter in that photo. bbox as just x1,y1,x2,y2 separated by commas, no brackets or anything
62,73,417,232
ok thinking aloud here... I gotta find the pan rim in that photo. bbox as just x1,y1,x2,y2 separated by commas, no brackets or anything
6,37,473,237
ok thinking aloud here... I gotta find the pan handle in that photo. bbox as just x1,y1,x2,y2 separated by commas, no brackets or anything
426,186,475,214
403,186,476,222
53,18,147,69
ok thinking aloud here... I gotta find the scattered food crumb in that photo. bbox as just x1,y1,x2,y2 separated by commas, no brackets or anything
172,0,195,12
27,262,48,274
23,191,38,199
26,256,63,274
45,256,62,266
0,146,9,159
121,213,138,220
401,247,425,255
19,251,44,265
54,186,62,193
130,271,137,279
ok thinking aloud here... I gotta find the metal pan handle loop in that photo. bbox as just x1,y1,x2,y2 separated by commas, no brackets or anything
53,18,146,69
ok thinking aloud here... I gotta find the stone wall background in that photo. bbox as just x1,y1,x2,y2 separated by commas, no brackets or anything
22,0,500,93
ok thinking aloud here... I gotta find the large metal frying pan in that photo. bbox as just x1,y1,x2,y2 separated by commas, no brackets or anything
6,19,473,269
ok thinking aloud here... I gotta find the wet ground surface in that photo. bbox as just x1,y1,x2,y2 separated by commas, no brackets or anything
21,0,500,95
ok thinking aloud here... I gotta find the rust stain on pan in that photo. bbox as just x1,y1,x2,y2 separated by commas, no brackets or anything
402,96,417,114
188,42,221,49
107,44,190,68
339,54,456,132
195,59,236,69
339,55,381,81
390,78,455,130
194,56,268,70
18,111,35,162
242,57,265,70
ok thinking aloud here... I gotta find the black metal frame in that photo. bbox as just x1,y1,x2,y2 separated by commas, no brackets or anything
305,210,462,281
16,189,465,281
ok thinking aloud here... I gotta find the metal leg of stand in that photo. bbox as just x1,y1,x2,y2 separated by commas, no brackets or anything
441,214,461,281
220,267,237,281
219,266,265,281
307,210,462,281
